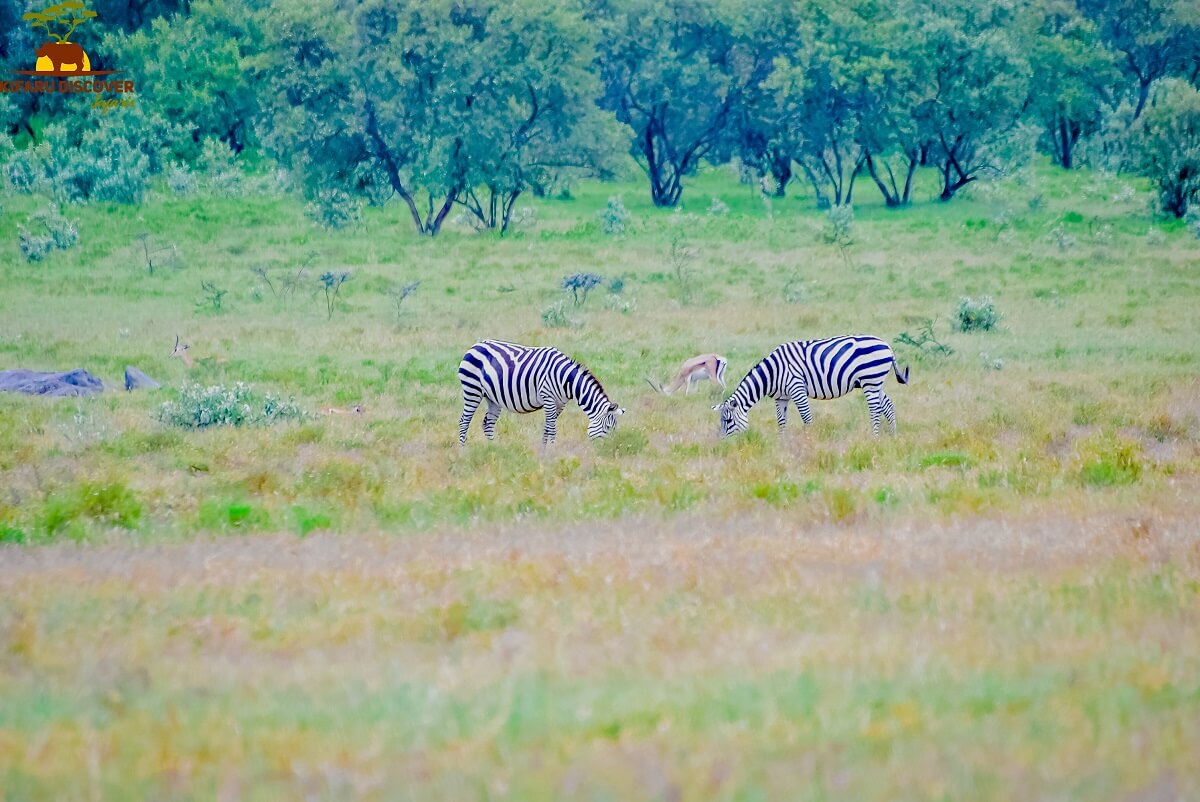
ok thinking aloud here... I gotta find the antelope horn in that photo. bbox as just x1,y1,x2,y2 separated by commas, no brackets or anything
644,377,664,395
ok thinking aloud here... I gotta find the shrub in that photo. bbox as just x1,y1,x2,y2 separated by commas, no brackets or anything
165,161,198,196
598,195,631,235
306,188,363,230
18,204,80,262
1129,79,1200,218
823,204,854,267
157,382,306,429
956,296,1000,332
561,272,605,307
707,196,730,216
198,137,246,196
4,123,152,204
541,301,580,329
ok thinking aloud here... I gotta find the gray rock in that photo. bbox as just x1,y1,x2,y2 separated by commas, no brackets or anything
124,365,161,391
0,369,105,397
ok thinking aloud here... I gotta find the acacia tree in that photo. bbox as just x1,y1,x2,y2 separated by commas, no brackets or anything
109,0,263,157
1023,0,1118,169
911,4,1032,201
264,0,619,236
1131,79,1200,217
1079,0,1200,120
593,0,761,207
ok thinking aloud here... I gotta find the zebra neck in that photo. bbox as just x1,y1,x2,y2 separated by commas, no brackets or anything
732,361,774,408
571,369,610,418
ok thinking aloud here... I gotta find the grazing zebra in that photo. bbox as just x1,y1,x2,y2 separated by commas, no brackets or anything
712,335,909,437
458,340,624,445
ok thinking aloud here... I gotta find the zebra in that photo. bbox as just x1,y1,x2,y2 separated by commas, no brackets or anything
712,335,909,437
458,340,625,445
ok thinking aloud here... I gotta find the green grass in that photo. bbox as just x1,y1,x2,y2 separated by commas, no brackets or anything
1,161,1199,799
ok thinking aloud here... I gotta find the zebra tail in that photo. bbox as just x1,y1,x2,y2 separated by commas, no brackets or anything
893,361,910,385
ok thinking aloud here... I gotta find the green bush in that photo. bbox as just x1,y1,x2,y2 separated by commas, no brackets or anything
156,383,306,429
1130,79,1200,218
5,124,152,205
598,195,631,235
541,301,580,329
18,204,80,262
306,188,363,230
956,296,1001,332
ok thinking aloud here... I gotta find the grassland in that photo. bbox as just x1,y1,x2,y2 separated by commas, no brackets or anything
1,163,1199,799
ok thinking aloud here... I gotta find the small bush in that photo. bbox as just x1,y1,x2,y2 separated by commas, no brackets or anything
165,162,198,196
956,296,1001,332
707,196,730,216
307,189,363,230
541,301,580,329
198,138,246,196
18,204,80,262
599,195,631,235
157,382,306,429
561,272,605,307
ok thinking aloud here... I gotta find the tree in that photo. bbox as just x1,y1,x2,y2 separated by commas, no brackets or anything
264,0,619,236
1078,0,1200,121
109,0,264,157
593,0,761,207
1130,79,1200,217
910,3,1032,201
1023,0,1118,169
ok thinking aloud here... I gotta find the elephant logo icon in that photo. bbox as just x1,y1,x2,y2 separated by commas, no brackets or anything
21,1,106,76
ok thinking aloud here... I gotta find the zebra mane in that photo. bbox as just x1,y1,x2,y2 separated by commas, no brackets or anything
570,360,612,411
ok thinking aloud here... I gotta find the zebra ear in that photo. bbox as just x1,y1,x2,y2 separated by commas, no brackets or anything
711,403,722,412
616,407,625,416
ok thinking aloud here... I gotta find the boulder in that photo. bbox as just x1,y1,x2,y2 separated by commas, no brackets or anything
124,366,161,391
0,369,105,397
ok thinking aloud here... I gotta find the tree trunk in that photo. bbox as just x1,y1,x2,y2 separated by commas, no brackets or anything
1132,77,1152,121
769,152,792,197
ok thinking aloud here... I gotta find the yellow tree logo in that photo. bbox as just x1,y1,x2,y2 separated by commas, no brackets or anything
24,1,97,74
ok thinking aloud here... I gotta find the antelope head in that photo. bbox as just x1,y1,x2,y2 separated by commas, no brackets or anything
170,335,194,369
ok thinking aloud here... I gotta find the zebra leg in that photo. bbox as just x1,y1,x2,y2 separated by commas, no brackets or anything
482,401,501,440
862,386,883,436
788,379,814,425
542,403,561,446
458,391,483,445
881,391,897,434
775,397,789,428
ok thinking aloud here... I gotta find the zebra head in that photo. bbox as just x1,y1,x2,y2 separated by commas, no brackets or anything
587,402,625,439
712,398,748,437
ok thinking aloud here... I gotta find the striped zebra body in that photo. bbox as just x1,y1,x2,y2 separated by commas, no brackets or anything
458,340,624,445
714,335,909,437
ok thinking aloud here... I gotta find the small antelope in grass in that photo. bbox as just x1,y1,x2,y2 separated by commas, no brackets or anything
322,404,365,415
713,335,909,437
170,335,227,370
647,353,728,396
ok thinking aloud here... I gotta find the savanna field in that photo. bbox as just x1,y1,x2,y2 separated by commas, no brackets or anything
2,165,1199,799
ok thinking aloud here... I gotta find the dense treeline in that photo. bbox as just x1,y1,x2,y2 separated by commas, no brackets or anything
2,0,1200,232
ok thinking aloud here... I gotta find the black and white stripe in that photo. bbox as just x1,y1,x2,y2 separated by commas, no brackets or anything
458,340,624,445
713,335,909,437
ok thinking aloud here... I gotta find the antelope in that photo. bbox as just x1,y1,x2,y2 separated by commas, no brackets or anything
322,404,365,415
647,353,728,396
170,335,227,369
170,335,194,368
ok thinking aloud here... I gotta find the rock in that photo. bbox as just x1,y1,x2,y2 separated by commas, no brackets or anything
0,369,105,397
124,366,160,391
